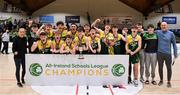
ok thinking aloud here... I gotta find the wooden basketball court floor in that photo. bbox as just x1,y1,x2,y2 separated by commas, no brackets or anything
0,54,180,95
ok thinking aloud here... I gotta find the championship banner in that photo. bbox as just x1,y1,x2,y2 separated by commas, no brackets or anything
26,54,129,86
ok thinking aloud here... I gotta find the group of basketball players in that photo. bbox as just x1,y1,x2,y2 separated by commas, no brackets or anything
12,19,178,88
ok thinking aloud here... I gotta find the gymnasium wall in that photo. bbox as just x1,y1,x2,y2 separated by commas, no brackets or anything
0,0,26,21
143,0,180,29
32,0,143,25
0,12,26,20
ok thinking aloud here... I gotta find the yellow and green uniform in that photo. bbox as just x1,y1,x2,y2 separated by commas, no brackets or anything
74,36,87,46
127,34,141,64
99,30,105,39
58,29,67,41
67,31,78,39
88,36,100,50
74,36,88,54
113,34,123,54
52,40,64,50
37,39,51,54
100,33,121,55
85,32,90,37
99,30,110,39
46,29,54,40
62,42,75,54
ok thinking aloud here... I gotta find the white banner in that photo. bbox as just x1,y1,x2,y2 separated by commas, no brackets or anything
26,54,129,86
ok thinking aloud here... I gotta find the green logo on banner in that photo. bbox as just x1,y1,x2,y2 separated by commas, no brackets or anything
29,63,43,76
112,64,125,77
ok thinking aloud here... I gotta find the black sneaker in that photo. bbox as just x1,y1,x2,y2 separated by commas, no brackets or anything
17,83,23,87
140,77,145,83
1,51,4,54
128,77,132,84
167,82,172,88
22,79,25,84
158,81,163,86
113,85,118,88
102,85,108,88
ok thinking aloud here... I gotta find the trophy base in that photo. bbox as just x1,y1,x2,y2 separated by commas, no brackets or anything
78,57,84,59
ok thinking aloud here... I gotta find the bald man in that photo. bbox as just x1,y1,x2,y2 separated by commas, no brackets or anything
12,28,28,87
156,22,177,88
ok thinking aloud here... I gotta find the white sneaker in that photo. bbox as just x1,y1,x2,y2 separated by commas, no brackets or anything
133,80,138,87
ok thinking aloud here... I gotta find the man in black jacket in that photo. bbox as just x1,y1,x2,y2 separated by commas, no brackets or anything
12,28,27,87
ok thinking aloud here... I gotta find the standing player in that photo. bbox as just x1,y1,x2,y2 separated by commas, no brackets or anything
126,26,142,87
136,23,145,83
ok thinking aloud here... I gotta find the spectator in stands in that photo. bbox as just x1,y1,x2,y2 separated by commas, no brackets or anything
144,24,158,85
13,19,18,29
12,28,27,87
1,29,10,54
126,25,142,87
157,22,178,88
0,25,3,53
26,19,33,38
7,21,13,31
157,21,161,30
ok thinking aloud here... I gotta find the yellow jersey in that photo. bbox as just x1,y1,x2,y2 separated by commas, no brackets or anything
52,40,64,49
74,36,87,46
46,29,54,39
116,34,123,40
127,34,141,51
58,29,67,39
88,36,100,49
62,42,75,51
37,39,51,53
67,31,78,38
